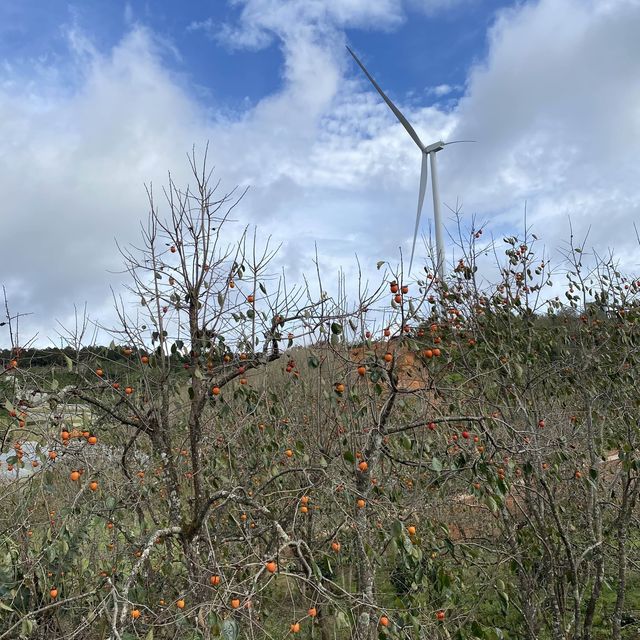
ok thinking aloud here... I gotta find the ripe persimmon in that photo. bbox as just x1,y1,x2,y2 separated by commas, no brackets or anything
87,436,97,445
308,607,317,617
176,599,185,609
357,365,366,376
331,541,341,552
266,561,277,573
210,575,221,586
131,609,141,619
379,616,389,627
358,461,368,472
70,471,80,481
384,352,393,363
50,588,58,599
124,386,134,395
290,623,301,633
96,369,104,377
356,499,366,508
231,598,240,609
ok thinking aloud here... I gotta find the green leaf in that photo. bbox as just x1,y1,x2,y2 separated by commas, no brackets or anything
259,282,267,294
21,617,34,636
145,630,154,640
330,322,343,335
221,619,238,640
0,602,13,612
431,457,443,473
343,451,355,464
64,354,73,371
335,611,351,629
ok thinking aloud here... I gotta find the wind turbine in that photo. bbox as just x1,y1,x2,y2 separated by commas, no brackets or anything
347,46,461,280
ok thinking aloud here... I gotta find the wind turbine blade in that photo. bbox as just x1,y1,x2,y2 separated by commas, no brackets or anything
346,46,425,150
443,139,477,146
409,151,429,273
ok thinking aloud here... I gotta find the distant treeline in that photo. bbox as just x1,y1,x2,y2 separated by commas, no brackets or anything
0,346,156,368
0,303,624,370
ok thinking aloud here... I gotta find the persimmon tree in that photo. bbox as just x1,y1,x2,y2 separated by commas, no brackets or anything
1,158,640,640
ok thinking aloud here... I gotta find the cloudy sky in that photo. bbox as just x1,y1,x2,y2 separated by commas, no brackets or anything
1,0,639,345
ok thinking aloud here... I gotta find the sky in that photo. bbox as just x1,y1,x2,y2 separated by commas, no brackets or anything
1,0,640,346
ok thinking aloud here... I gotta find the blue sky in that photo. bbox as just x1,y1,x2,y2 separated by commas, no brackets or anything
1,0,640,343
0,0,511,110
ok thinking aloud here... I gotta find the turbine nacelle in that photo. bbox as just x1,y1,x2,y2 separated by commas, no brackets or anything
424,140,445,154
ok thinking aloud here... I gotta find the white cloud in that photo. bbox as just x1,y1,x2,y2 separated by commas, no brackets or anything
446,0,640,253
0,27,208,343
428,83,453,97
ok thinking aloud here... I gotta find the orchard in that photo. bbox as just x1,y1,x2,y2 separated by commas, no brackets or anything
1,158,639,640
